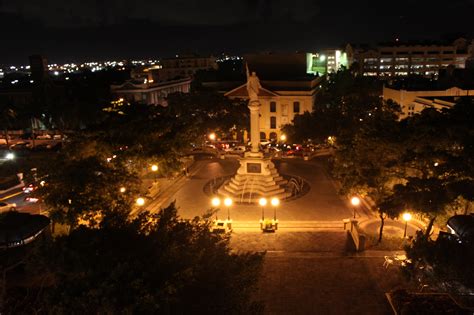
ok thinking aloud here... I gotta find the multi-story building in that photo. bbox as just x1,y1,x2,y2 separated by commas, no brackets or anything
348,38,474,78
225,77,321,141
157,54,217,81
383,85,474,118
111,77,192,106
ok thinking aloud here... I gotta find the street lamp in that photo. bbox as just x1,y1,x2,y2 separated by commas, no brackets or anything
211,197,220,219
136,197,145,206
224,197,232,220
259,197,267,220
119,186,126,193
151,164,158,182
209,132,216,141
280,134,286,142
351,196,360,219
271,197,279,220
402,212,412,238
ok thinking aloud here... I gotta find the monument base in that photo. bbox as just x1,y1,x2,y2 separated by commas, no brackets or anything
218,153,290,204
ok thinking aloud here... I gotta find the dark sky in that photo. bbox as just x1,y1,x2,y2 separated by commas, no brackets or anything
1,0,473,64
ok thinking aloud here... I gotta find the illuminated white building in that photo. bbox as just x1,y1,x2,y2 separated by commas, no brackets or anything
225,77,322,140
383,85,474,118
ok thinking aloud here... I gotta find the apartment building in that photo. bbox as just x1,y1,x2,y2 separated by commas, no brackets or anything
347,38,474,78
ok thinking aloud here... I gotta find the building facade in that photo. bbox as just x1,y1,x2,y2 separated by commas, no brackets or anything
111,78,192,106
348,38,474,78
225,77,322,140
383,85,474,118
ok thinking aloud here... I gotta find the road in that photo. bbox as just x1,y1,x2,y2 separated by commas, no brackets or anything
0,187,42,215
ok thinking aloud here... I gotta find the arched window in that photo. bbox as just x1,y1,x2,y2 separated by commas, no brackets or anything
269,132,277,140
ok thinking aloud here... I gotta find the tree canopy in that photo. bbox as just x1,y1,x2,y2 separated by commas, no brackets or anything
5,203,264,314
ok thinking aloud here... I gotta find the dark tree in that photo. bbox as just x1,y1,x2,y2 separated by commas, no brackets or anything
5,203,264,314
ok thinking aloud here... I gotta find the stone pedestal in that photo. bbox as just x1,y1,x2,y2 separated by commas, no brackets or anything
218,152,291,204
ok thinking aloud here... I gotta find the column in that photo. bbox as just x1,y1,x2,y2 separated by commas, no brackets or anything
249,101,260,153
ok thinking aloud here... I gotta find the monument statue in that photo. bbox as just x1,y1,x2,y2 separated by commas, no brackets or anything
246,63,261,103
218,65,290,203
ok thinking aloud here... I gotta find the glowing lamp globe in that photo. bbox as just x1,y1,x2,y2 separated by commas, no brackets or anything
224,198,232,207
211,197,221,207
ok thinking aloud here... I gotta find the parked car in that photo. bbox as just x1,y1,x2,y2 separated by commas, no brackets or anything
36,134,51,139
10,141,31,150
23,183,38,194
0,201,16,212
31,143,52,151
226,145,246,155
24,196,40,203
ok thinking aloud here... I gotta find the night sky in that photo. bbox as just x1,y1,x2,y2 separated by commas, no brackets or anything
1,0,473,64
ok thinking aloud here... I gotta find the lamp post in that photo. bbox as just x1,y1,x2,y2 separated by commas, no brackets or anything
280,134,286,142
271,197,279,230
259,198,267,220
259,198,267,231
209,132,216,141
211,197,221,220
151,164,158,182
224,197,232,220
402,212,412,238
119,186,126,193
351,196,360,219
271,197,279,221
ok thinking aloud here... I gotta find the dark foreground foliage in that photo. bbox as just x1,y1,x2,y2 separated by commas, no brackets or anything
4,203,264,314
